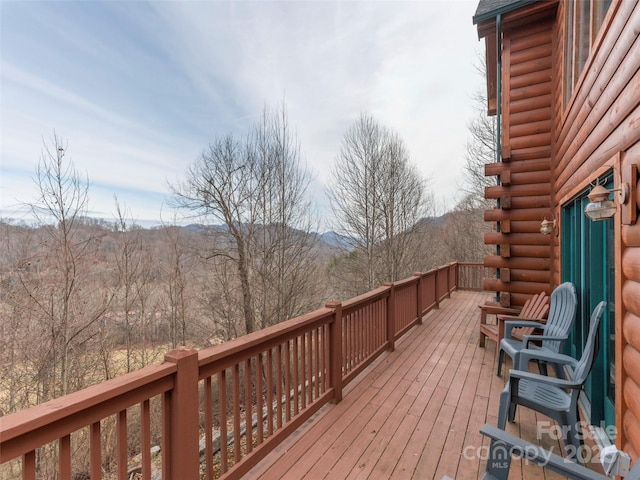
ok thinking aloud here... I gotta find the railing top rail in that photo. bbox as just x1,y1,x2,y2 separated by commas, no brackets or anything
198,307,335,370
0,362,176,458
392,276,420,289
340,285,390,313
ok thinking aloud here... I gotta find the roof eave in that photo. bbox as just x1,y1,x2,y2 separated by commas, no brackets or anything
472,0,539,25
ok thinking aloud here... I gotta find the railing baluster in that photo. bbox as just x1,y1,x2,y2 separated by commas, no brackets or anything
118,409,127,480
306,332,313,403
293,338,299,415
266,348,274,435
204,376,213,480
245,358,253,454
314,328,320,399
22,450,36,480
219,370,228,473
284,341,291,422
276,345,283,429
256,353,264,445
141,400,151,480
59,434,71,480
299,338,306,410
90,421,101,479
233,363,241,464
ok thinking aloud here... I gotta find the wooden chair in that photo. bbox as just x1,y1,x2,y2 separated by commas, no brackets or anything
478,291,549,349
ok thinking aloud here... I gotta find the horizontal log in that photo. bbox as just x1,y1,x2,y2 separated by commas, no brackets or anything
486,184,550,198
555,1,640,163
510,132,552,150
510,119,552,139
623,379,640,430
509,19,553,45
510,56,553,78
510,106,552,125
508,245,551,258
485,232,552,246
485,158,551,176
623,408,640,464
510,196,551,209
510,145,551,162
484,255,551,270
504,220,550,234
483,278,551,295
506,269,551,283
510,81,552,103
484,207,551,222
510,171,551,185
623,280,640,318
623,312,640,353
510,42,552,66
622,248,640,282
511,69,552,90
557,71,640,193
624,345,640,410
510,16,556,42
623,224,640,248
510,93,553,115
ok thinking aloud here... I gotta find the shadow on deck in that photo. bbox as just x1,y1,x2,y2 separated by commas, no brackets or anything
246,291,568,480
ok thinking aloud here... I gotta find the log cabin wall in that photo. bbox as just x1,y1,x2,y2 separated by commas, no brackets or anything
551,0,640,461
483,15,555,308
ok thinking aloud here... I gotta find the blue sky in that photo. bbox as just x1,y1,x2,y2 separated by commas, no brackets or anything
1,0,485,227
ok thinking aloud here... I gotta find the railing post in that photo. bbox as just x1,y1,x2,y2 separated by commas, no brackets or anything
383,283,396,351
413,272,423,324
326,302,343,403
164,347,200,480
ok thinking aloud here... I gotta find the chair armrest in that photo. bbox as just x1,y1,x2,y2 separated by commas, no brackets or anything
517,349,578,370
479,424,609,480
480,304,520,316
508,368,583,390
522,334,568,348
503,320,545,339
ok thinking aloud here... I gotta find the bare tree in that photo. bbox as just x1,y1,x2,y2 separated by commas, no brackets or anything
11,135,112,401
171,103,317,335
461,60,498,207
328,114,428,292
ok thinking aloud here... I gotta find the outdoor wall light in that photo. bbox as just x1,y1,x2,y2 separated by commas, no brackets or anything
540,217,556,235
584,183,630,221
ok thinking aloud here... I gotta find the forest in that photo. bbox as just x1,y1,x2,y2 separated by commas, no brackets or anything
0,104,494,419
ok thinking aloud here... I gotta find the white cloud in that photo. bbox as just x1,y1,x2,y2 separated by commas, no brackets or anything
1,0,486,225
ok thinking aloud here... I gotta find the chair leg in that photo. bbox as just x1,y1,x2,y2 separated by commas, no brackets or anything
498,386,510,429
483,438,512,480
496,347,505,377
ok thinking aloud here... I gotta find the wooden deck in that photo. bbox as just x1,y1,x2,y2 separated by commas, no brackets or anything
245,290,569,480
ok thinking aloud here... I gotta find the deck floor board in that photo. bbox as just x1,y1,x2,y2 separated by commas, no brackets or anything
245,291,569,479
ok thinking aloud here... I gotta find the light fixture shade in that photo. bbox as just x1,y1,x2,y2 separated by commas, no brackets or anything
584,199,617,220
540,218,555,235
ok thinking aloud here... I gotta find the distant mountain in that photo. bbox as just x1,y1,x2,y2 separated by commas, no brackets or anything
317,231,352,250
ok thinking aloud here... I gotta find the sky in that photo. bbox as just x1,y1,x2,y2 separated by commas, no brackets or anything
0,0,486,228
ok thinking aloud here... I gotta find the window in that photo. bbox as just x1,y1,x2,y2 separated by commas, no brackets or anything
564,0,612,105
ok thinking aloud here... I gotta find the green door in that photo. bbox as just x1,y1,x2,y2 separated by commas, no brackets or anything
561,175,615,433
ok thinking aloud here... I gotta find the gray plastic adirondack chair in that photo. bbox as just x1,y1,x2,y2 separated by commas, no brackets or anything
497,282,577,377
497,301,606,461
479,424,640,480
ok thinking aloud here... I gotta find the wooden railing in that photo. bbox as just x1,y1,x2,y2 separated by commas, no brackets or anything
0,262,485,480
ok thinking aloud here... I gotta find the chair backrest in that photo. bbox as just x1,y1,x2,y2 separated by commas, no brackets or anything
520,291,549,319
541,282,578,352
571,301,606,384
